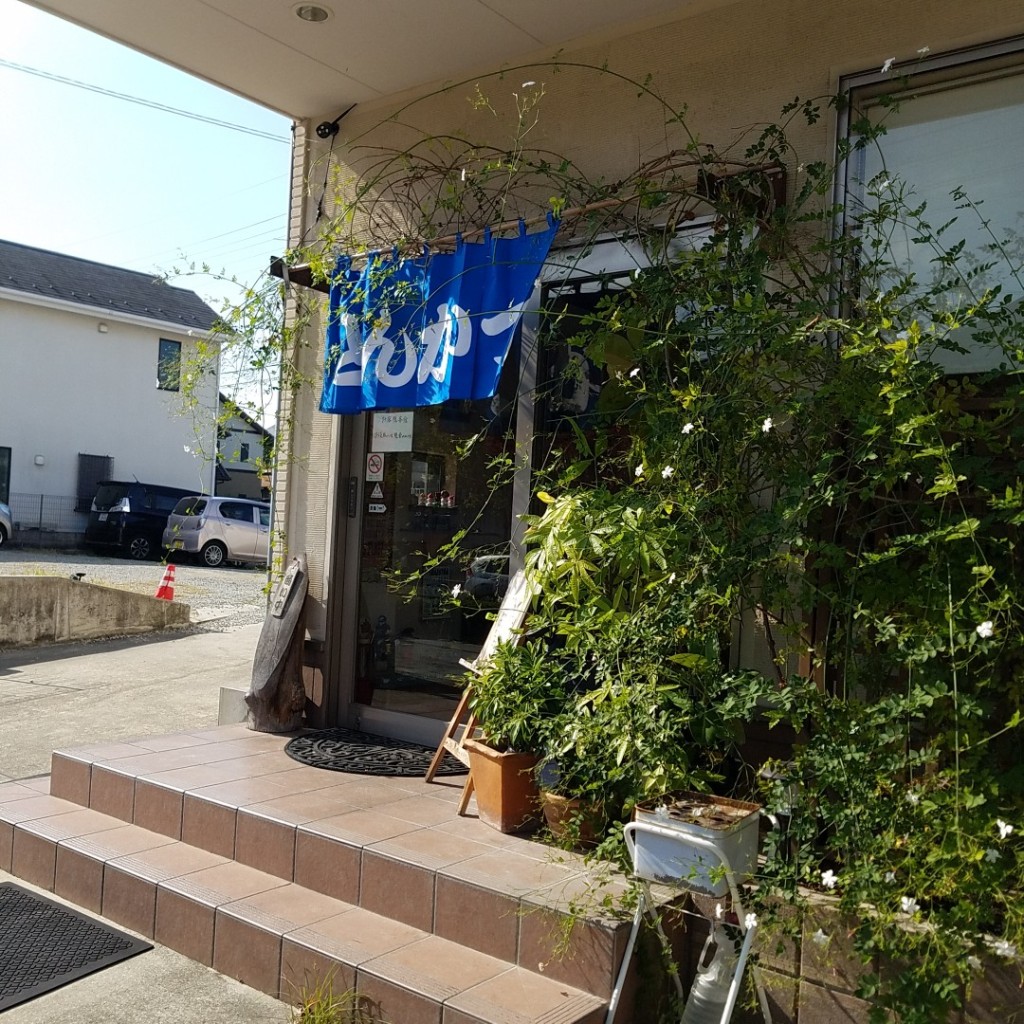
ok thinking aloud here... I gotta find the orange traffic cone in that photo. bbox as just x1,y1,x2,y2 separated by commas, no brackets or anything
155,564,176,600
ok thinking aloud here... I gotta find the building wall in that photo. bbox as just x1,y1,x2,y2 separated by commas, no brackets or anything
282,0,1024,654
219,419,266,472
0,297,217,501
276,120,345,634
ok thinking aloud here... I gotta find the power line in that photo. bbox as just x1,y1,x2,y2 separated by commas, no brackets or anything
127,216,286,263
0,58,290,144
62,174,290,252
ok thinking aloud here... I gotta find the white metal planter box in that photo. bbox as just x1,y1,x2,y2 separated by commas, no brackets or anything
632,791,761,896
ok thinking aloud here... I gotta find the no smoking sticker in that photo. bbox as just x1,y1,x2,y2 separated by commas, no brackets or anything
366,453,384,481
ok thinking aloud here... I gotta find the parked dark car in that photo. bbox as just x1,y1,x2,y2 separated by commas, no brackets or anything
84,480,195,560
463,554,510,599
0,501,12,548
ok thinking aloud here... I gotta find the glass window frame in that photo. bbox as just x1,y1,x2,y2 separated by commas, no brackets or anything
836,37,1024,375
837,37,1024,262
157,338,182,391
0,446,11,504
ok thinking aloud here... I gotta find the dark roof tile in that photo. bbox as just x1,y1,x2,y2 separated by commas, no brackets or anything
0,238,219,331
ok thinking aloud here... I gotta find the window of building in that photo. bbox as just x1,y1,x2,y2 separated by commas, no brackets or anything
841,40,1024,372
157,338,181,390
76,453,113,512
0,446,10,504
240,442,250,463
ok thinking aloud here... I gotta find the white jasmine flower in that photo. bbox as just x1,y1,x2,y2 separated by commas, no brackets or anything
821,869,838,890
662,465,675,479
635,464,644,478
997,819,1014,839
881,57,896,73
985,848,1001,863
967,954,982,971
682,422,695,434
905,792,920,806
811,928,830,947
667,572,676,584
879,179,892,191
451,584,462,598
629,367,641,378
183,445,192,453
989,938,1017,959
761,417,773,434
900,896,920,914
744,913,758,930
976,620,995,639
884,871,896,884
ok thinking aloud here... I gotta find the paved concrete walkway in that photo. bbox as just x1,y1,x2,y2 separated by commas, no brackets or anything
0,625,261,780
1,624,293,1023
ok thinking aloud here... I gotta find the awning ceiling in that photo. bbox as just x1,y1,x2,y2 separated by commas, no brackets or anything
24,0,738,120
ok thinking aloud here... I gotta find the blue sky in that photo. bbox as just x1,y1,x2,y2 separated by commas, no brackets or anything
0,0,292,336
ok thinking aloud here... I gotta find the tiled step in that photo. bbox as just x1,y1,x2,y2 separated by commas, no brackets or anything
0,783,607,1023
43,727,634,1003
4,728,642,1021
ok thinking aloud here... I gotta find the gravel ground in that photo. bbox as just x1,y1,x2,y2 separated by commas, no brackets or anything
0,548,269,632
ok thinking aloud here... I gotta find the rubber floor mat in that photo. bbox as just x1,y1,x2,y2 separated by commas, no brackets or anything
285,727,468,776
0,882,151,1011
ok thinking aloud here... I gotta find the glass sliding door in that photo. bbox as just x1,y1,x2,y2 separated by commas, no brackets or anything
353,347,519,726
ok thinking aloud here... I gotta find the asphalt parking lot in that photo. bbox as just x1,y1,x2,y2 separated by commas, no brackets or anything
0,548,268,631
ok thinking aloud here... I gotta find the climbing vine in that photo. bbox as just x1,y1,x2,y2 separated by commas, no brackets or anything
178,64,1023,1021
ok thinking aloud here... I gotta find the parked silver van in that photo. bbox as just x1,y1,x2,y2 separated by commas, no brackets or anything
162,496,270,567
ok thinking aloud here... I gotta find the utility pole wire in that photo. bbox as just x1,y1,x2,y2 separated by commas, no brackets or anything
0,58,290,144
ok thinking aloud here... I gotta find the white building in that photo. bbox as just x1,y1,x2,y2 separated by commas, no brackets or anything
0,239,219,540
217,393,273,500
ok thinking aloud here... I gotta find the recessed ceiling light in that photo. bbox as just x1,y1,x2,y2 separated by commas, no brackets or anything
294,3,331,22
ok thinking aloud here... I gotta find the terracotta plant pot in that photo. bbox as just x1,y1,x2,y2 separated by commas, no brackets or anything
539,790,604,848
463,737,540,833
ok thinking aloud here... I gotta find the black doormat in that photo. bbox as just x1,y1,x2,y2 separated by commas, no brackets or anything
285,727,468,777
0,883,152,1012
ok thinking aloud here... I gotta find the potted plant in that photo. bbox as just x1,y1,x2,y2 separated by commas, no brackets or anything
535,754,607,849
510,485,776,861
465,637,568,833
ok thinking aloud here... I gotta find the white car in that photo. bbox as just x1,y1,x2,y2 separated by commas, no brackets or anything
163,496,270,567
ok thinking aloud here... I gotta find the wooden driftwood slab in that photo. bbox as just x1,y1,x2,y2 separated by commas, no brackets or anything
246,554,308,732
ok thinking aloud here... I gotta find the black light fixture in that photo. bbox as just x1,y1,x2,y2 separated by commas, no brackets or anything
316,103,357,140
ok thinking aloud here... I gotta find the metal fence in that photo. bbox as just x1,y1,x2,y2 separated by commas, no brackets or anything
6,492,88,549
